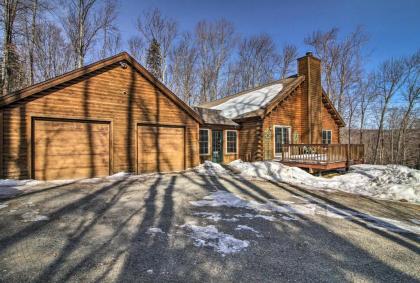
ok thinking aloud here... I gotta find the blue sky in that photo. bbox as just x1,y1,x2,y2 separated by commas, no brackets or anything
117,0,420,72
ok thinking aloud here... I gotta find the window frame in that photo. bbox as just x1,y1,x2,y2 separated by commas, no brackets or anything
273,125,292,157
199,128,210,156
322,129,332,144
225,130,238,155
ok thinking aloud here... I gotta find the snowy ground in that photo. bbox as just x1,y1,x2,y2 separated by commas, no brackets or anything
228,160,420,203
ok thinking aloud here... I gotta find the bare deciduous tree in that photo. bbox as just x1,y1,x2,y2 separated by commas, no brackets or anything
305,27,368,113
372,57,406,164
34,21,73,80
61,0,118,68
1,0,23,95
195,19,236,103
136,8,177,83
396,50,420,164
279,43,298,79
128,36,145,64
168,32,197,105
235,34,280,89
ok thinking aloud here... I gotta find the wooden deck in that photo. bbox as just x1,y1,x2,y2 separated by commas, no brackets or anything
276,144,364,171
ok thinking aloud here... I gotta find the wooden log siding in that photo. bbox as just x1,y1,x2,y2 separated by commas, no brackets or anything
1,61,200,179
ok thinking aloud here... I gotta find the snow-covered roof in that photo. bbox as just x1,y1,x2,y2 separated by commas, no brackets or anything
197,77,302,120
210,83,283,119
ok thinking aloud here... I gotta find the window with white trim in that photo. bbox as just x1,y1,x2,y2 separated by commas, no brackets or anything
199,129,209,155
322,130,332,144
226,130,237,154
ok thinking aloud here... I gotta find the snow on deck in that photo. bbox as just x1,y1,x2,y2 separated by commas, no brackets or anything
210,83,283,118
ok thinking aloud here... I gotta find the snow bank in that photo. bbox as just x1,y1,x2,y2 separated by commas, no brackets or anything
181,224,249,255
229,160,420,203
194,161,228,176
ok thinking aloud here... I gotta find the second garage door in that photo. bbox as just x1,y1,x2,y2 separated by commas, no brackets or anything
137,125,185,173
33,119,110,180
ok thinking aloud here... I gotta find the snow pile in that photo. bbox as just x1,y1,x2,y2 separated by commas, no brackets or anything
211,83,283,118
194,161,228,176
181,224,249,255
229,160,420,203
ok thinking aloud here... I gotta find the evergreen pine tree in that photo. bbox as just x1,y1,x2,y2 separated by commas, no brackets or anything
146,38,163,80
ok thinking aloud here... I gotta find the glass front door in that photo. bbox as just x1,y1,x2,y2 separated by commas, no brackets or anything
212,130,223,163
274,126,290,157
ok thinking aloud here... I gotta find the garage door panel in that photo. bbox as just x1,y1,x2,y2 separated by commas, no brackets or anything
33,119,110,180
137,125,185,173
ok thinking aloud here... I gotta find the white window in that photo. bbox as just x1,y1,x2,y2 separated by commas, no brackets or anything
274,126,291,156
322,130,332,144
199,129,210,155
225,130,238,154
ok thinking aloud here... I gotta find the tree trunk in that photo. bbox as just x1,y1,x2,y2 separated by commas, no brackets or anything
29,0,38,85
77,0,84,68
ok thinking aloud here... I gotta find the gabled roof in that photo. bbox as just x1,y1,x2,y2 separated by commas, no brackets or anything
198,76,304,120
194,107,239,127
0,52,203,123
322,90,346,127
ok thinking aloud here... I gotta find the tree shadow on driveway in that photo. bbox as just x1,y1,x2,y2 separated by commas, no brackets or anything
0,171,418,282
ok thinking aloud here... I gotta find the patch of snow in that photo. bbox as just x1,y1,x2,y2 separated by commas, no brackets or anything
182,224,249,255
146,227,164,234
21,211,49,222
229,160,420,203
193,212,238,222
360,215,420,234
0,179,42,187
194,161,228,176
193,190,420,234
107,172,132,180
146,269,153,274
235,213,278,222
211,83,283,118
410,219,420,225
191,190,249,208
235,225,260,234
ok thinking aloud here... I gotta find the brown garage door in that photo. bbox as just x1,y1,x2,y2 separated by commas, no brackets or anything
137,125,185,173
33,119,110,180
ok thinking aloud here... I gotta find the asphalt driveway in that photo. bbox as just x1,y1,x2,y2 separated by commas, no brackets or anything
0,170,419,282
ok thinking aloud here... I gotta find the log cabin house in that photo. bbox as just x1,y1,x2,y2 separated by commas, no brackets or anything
196,52,364,171
0,51,363,181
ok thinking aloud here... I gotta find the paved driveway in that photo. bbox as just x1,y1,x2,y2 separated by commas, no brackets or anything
0,170,419,282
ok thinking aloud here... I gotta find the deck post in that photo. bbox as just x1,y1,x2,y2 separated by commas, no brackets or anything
345,144,350,171
281,145,285,161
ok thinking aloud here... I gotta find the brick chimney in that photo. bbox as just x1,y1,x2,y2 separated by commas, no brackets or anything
298,52,322,144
